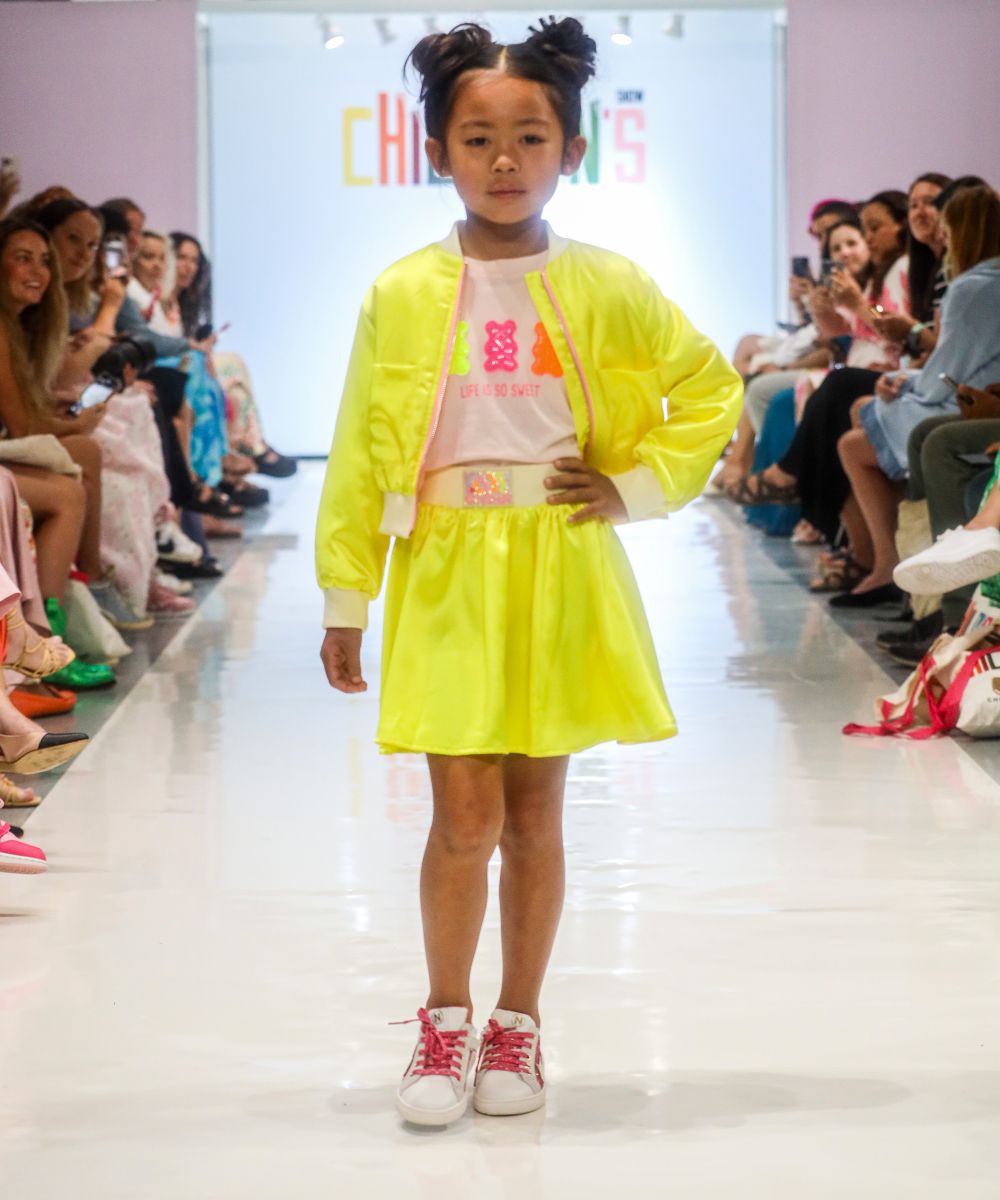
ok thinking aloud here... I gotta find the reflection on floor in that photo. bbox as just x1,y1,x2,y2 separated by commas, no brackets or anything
2,463,998,1198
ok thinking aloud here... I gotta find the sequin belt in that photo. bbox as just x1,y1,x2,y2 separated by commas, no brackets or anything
420,463,553,510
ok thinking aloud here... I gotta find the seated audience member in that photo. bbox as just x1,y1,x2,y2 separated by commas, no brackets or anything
170,231,296,479
35,201,193,622
834,184,1000,605
735,193,912,555
731,199,858,376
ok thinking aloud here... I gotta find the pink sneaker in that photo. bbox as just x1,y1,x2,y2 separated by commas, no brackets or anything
0,820,47,875
473,1009,546,1116
147,580,195,618
393,1007,478,1127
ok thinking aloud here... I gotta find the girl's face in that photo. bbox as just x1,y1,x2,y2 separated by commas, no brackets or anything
52,209,102,285
829,225,871,277
1,230,52,311
426,70,585,228
908,181,943,247
134,235,167,291
861,201,904,265
174,239,200,291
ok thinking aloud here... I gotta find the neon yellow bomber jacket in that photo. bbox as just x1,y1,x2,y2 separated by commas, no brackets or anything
316,228,743,630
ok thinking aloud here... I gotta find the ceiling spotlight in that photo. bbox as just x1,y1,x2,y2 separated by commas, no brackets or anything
374,17,397,45
320,18,345,50
611,15,632,47
425,16,442,35
663,14,685,39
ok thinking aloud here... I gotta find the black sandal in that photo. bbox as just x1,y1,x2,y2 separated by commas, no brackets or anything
190,486,244,519
732,473,800,506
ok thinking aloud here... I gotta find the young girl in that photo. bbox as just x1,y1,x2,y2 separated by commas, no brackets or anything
316,18,742,1127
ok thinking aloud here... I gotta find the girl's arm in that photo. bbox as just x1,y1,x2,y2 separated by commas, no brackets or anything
617,284,742,517
315,290,391,634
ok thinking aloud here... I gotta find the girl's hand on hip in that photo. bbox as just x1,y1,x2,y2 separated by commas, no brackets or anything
321,628,367,693
545,458,628,525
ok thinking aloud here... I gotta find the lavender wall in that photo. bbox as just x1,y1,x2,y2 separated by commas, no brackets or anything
0,0,198,231
787,0,1000,256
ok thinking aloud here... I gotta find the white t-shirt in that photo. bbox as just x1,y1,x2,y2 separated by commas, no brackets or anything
424,250,579,471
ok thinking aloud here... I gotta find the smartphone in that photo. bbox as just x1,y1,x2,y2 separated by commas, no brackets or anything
104,237,127,279
77,377,116,410
940,372,960,391
957,453,993,467
194,321,230,341
791,256,812,280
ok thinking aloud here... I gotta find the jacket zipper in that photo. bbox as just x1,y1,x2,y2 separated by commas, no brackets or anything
416,263,468,491
541,268,595,452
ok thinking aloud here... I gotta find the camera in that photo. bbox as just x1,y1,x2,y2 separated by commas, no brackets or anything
78,335,157,410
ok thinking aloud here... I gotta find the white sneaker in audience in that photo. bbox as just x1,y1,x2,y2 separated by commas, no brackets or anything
147,580,195,619
156,520,203,565
893,527,1000,595
154,569,193,596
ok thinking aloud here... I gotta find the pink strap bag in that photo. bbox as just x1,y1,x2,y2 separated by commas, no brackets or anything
844,591,1000,740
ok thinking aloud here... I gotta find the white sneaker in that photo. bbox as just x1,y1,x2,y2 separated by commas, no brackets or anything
473,1009,546,1117
156,520,203,565
893,526,1000,595
394,1006,478,1127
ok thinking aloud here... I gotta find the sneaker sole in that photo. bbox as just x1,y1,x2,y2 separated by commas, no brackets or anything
395,1090,472,1127
0,856,47,875
894,549,1000,596
98,607,155,632
473,1087,546,1117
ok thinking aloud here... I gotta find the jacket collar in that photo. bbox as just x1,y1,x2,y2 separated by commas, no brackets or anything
436,221,568,264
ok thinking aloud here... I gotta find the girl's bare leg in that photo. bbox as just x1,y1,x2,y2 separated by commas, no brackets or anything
838,429,904,591
838,493,874,571
733,334,765,377
497,755,568,1026
60,434,103,580
422,754,506,1019
8,466,86,602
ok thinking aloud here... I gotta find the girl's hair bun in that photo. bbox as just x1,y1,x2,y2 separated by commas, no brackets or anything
407,23,499,105
523,16,597,89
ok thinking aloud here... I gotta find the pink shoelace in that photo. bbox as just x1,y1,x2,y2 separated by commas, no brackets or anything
391,1008,468,1081
478,1019,532,1074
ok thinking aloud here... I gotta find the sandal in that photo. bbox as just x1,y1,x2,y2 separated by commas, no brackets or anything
1,613,75,681
0,728,88,774
219,478,270,508
191,485,244,520
0,774,40,808
732,473,800,506
808,556,868,593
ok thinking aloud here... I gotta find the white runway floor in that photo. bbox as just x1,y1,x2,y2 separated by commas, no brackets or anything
2,463,999,1198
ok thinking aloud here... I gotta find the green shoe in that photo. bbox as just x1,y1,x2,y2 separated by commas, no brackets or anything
43,597,117,690
45,659,116,691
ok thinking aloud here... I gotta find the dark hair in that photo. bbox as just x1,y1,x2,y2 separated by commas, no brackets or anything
906,172,951,322
97,203,130,239
860,189,908,301
101,196,143,219
34,198,106,318
933,175,990,211
824,216,873,288
169,231,212,339
811,199,857,227
406,17,597,144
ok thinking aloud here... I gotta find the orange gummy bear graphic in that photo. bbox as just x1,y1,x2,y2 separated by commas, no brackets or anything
531,323,563,377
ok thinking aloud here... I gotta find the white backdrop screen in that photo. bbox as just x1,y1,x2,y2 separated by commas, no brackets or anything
208,10,778,454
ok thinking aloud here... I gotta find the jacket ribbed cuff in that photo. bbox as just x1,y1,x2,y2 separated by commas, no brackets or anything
323,588,370,631
610,465,668,522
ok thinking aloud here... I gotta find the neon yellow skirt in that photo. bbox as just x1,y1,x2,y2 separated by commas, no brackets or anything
376,501,676,757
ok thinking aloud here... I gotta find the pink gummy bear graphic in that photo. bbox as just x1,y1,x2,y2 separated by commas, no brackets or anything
483,320,518,373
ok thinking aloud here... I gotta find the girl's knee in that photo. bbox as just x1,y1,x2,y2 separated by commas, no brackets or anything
500,801,564,857
431,801,504,859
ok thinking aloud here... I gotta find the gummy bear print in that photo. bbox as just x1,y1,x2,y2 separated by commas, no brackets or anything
449,321,471,376
483,320,518,373
531,323,563,378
